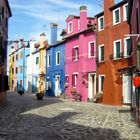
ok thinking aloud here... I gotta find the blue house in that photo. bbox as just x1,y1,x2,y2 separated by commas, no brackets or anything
46,23,66,96
17,40,30,93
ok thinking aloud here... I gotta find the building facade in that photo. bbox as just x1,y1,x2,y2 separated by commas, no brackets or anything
96,0,131,105
46,23,66,96
65,6,97,101
0,0,12,104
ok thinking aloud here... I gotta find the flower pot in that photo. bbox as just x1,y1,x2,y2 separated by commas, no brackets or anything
36,92,43,100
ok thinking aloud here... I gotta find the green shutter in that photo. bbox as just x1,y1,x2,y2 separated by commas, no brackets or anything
101,76,104,91
101,46,104,61
116,42,120,58
100,18,104,29
126,38,132,55
115,10,119,23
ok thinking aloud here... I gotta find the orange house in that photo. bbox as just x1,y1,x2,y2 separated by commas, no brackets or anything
96,0,132,105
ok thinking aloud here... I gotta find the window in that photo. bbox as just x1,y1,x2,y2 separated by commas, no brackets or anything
88,41,95,58
123,3,128,21
72,73,78,87
47,54,51,67
99,45,104,62
99,75,105,93
68,21,73,33
65,75,69,84
72,46,79,61
16,54,18,60
36,57,39,64
78,20,80,30
98,16,104,31
56,51,60,65
20,66,23,73
124,37,132,57
113,8,121,25
114,40,122,59
12,56,14,62
20,51,23,59
16,67,18,74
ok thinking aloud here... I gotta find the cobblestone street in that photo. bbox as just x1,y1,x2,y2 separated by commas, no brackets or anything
0,92,140,140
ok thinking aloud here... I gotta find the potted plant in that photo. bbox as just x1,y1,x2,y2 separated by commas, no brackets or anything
94,92,103,103
36,92,44,100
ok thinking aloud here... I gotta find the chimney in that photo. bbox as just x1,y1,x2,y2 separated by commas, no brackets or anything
80,6,87,31
50,23,58,45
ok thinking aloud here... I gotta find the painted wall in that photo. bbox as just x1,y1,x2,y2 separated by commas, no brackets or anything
46,42,65,96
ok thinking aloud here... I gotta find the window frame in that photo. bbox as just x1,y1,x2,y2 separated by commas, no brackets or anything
88,41,95,58
47,54,51,67
68,21,73,33
98,16,104,31
113,39,122,60
65,75,69,84
99,75,105,93
72,72,78,87
123,3,128,21
113,8,121,25
124,37,132,58
72,46,79,61
99,44,104,62
56,51,60,65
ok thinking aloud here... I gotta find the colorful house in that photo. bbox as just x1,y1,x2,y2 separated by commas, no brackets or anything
46,23,66,96
96,0,131,105
0,0,12,104
65,6,97,101
16,39,30,93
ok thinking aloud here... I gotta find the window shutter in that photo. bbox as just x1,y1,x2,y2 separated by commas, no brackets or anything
115,10,119,23
101,46,104,61
90,43,94,56
65,76,69,83
116,42,120,58
77,48,79,60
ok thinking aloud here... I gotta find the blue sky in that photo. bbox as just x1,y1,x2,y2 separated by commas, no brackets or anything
8,0,121,43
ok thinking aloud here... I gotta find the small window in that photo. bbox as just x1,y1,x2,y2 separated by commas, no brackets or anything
99,75,105,93
36,57,39,64
20,65,23,73
47,54,51,67
123,3,128,21
16,54,18,60
20,51,23,59
72,46,79,61
99,45,104,62
114,40,121,59
88,41,95,58
98,16,104,31
72,73,78,87
124,37,132,57
56,51,60,65
65,75,69,84
113,8,121,25
16,67,18,74
68,21,73,33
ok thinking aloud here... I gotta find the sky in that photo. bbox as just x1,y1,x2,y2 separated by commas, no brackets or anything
8,0,121,43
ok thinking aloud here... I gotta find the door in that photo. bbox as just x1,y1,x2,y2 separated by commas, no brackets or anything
55,75,61,96
88,73,96,100
123,75,131,104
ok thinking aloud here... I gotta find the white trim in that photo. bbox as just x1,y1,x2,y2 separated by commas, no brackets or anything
88,73,96,99
73,45,79,49
113,8,121,25
99,75,105,93
78,20,80,30
98,16,104,31
113,39,122,60
73,72,78,75
124,37,131,58
72,73,78,87
56,51,60,65
123,3,128,21
88,41,95,58
47,54,51,67
98,44,104,62
68,21,73,33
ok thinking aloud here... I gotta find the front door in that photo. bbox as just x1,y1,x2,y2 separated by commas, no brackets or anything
55,75,61,97
88,73,96,100
123,74,131,104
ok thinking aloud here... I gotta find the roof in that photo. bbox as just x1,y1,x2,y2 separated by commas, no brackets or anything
6,0,12,17
66,26,96,40
46,40,66,50
109,0,127,10
127,0,133,24
66,15,95,21
94,12,104,18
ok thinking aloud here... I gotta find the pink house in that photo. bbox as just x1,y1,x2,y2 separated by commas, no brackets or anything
65,6,97,101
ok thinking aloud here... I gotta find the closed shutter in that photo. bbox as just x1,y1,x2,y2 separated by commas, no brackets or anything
77,48,79,60
101,46,104,61
90,42,94,56
116,42,120,58
72,75,74,86
115,10,119,23
101,76,104,92
127,38,132,55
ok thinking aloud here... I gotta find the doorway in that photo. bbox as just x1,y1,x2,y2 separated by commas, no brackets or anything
55,75,61,97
